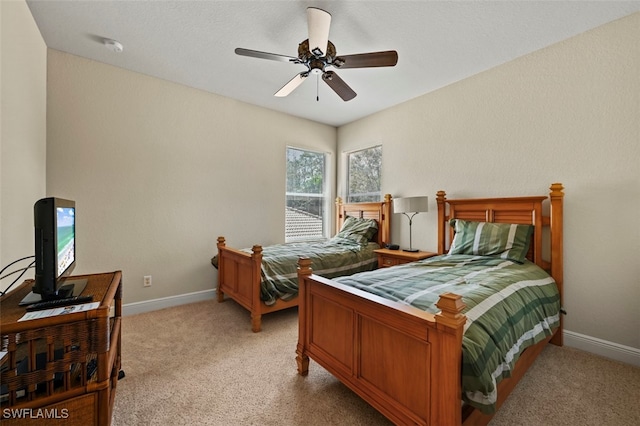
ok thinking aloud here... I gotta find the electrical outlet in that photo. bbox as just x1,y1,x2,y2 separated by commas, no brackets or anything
143,275,152,287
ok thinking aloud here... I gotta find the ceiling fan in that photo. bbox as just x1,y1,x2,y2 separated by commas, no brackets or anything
235,7,398,102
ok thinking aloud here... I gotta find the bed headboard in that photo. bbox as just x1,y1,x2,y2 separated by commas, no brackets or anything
336,194,392,247
435,184,564,338
436,184,563,266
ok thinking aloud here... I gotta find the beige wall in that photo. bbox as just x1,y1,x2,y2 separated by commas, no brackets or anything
338,13,640,350
0,0,47,291
46,50,336,304
8,3,637,355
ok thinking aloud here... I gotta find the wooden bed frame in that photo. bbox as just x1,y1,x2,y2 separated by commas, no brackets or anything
216,194,392,332
296,183,564,426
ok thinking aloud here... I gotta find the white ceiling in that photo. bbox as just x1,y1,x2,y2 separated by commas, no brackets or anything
26,1,640,127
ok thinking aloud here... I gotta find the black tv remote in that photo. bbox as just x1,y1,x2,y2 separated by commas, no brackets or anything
26,295,94,312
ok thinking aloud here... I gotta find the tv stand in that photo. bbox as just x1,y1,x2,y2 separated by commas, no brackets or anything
1,271,122,425
18,278,88,306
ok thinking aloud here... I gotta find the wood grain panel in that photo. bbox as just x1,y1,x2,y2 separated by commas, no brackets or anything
359,315,430,420
309,294,354,371
493,209,535,224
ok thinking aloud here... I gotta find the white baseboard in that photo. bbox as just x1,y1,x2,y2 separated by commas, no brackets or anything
122,289,216,316
564,330,640,367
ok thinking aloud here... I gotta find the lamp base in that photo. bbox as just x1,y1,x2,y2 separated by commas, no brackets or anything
402,248,419,253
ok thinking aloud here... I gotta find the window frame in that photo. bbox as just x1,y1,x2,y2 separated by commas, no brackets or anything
285,146,330,242
345,145,382,203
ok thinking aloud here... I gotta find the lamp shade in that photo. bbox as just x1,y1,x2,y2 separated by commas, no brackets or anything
393,196,429,214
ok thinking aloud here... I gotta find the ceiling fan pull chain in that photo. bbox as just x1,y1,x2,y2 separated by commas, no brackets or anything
317,74,320,101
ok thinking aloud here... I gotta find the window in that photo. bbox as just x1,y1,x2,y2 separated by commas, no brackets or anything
286,147,327,242
347,146,382,203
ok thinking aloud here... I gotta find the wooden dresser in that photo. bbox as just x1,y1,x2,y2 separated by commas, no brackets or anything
1,271,122,425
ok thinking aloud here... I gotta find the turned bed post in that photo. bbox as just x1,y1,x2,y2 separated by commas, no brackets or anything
296,257,312,375
549,182,564,346
216,237,226,302
432,293,467,425
250,244,264,332
436,190,448,254
335,197,343,234
380,193,393,246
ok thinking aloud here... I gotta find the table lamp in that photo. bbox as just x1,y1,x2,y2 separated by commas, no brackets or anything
393,196,429,252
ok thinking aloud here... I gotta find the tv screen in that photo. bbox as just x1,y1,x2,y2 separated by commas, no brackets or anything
32,197,77,299
56,206,75,279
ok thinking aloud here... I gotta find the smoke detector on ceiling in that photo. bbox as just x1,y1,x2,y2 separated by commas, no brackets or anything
104,39,124,53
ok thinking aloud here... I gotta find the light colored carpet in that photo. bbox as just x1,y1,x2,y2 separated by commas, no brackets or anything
112,300,640,426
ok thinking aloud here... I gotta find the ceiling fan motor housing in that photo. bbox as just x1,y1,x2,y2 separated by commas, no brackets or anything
298,39,339,68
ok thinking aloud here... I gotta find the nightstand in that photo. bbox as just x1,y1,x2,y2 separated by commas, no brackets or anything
374,248,438,268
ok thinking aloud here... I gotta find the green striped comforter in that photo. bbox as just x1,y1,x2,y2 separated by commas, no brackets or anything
244,238,379,306
333,254,560,414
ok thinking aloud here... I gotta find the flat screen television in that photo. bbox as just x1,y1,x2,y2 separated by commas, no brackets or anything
19,197,87,305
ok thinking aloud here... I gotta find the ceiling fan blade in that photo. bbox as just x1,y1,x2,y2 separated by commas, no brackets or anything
307,7,331,57
275,73,308,97
334,51,398,69
322,71,356,101
235,48,297,64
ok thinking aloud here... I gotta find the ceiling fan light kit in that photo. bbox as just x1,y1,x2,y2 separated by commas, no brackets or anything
235,7,398,102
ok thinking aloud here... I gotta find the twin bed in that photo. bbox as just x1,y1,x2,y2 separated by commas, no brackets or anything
215,195,392,332
295,183,564,425
215,183,564,425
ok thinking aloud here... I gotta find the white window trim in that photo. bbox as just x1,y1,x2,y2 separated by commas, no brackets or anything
285,146,332,242
344,145,382,203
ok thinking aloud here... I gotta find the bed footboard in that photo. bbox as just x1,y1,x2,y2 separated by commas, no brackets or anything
296,258,466,426
217,237,299,332
216,237,263,331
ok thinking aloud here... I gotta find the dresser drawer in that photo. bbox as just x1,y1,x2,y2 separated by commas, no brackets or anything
379,256,405,268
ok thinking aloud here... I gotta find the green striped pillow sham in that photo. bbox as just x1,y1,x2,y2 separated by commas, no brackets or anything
334,216,378,245
448,219,533,263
